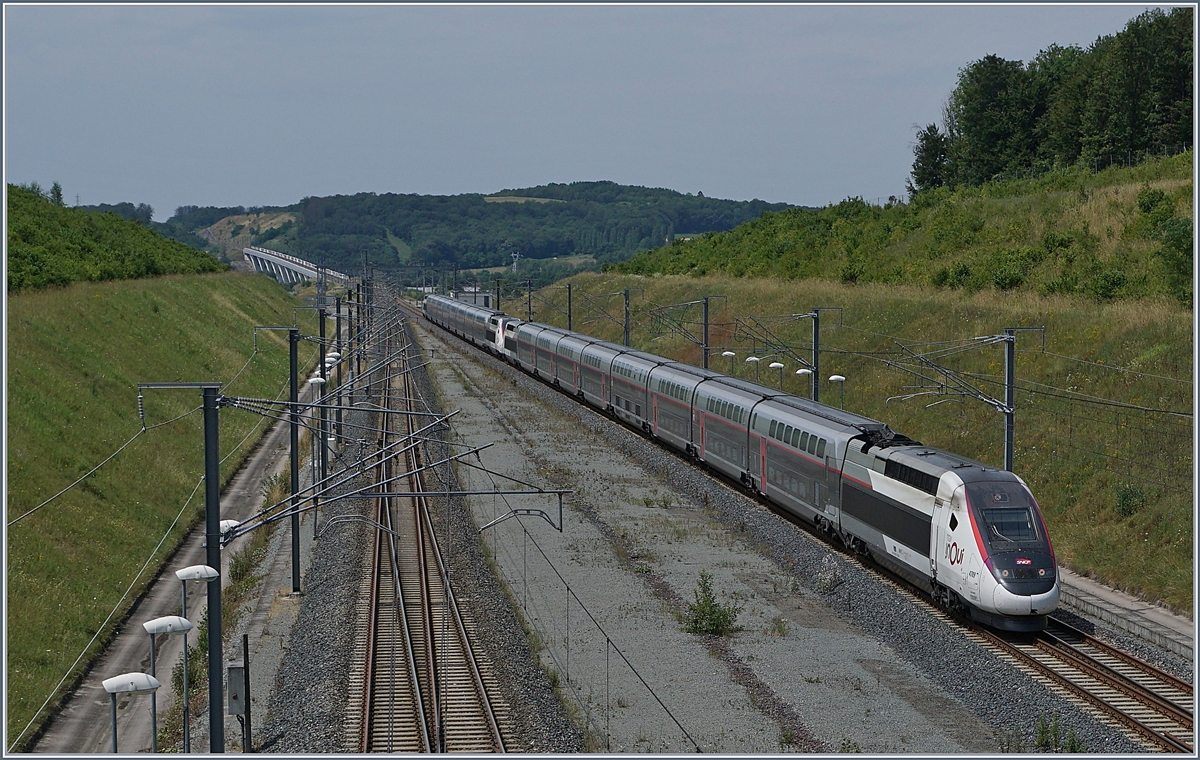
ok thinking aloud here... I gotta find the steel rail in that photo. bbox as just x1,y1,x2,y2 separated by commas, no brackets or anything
974,627,1193,753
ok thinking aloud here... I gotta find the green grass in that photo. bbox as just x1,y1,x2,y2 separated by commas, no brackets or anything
535,272,1193,614
616,152,1193,306
6,272,322,748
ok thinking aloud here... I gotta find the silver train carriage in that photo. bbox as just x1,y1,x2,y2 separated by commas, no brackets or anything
423,293,1059,631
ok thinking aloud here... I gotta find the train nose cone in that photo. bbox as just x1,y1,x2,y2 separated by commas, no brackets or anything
993,580,1060,616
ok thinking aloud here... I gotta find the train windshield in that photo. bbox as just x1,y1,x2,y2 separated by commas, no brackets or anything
966,481,1046,553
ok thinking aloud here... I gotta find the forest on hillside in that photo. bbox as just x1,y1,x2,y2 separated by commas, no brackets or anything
283,181,790,271
910,7,1192,192
7,184,227,291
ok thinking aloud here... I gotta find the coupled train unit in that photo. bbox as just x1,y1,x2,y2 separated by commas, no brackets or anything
422,293,1059,632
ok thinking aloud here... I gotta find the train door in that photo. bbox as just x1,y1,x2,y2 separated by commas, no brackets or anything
932,495,952,585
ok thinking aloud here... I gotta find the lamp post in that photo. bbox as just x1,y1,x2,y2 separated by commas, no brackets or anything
142,616,193,753
327,350,342,441
795,368,813,399
721,351,736,375
174,564,217,754
745,356,761,383
769,361,785,390
102,672,160,753
829,374,846,409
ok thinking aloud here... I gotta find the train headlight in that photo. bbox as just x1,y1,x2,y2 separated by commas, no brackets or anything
1038,568,1046,576
1001,569,1010,577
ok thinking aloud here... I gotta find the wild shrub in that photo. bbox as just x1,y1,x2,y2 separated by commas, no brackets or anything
683,570,743,637
1115,485,1147,517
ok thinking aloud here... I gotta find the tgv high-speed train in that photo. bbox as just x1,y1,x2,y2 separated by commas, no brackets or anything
422,293,1059,632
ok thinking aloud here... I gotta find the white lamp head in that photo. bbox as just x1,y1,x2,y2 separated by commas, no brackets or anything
829,374,846,382
103,672,161,695
143,615,194,635
175,565,219,582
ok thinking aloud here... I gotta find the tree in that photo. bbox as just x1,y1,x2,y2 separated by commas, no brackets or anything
944,54,1035,185
49,182,64,207
907,123,949,193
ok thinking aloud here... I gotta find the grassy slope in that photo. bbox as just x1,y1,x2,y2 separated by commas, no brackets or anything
534,272,1193,614
617,154,1193,305
7,185,227,291
6,273,321,745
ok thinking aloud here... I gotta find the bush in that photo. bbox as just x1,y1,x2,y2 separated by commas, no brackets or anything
683,570,743,636
1115,485,1147,517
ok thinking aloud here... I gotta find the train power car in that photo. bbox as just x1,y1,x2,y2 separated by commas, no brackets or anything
422,293,1059,631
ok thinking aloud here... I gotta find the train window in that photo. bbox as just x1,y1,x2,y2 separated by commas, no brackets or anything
784,425,793,442
817,439,826,457
799,431,808,449
807,436,818,455
752,413,758,429
769,420,778,437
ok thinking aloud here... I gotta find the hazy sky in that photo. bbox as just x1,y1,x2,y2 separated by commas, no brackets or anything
5,3,1159,221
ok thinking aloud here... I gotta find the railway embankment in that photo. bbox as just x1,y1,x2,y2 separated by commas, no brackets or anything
7,272,322,749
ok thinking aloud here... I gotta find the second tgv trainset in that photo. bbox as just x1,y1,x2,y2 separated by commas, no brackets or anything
421,293,1059,631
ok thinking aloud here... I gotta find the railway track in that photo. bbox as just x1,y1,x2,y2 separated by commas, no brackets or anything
970,618,1193,753
348,301,507,753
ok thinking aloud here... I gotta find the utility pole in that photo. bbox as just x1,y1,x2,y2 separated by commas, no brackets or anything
289,328,300,593
623,289,631,347
1004,328,1015,472
526,280,532,321
566,282,573,332
316,308,327,539
201,385,224,753
811,311,821,404
319,309,328,484
335,296,343,440
137,382,225,751
702,297,711,369
495,278,501,311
